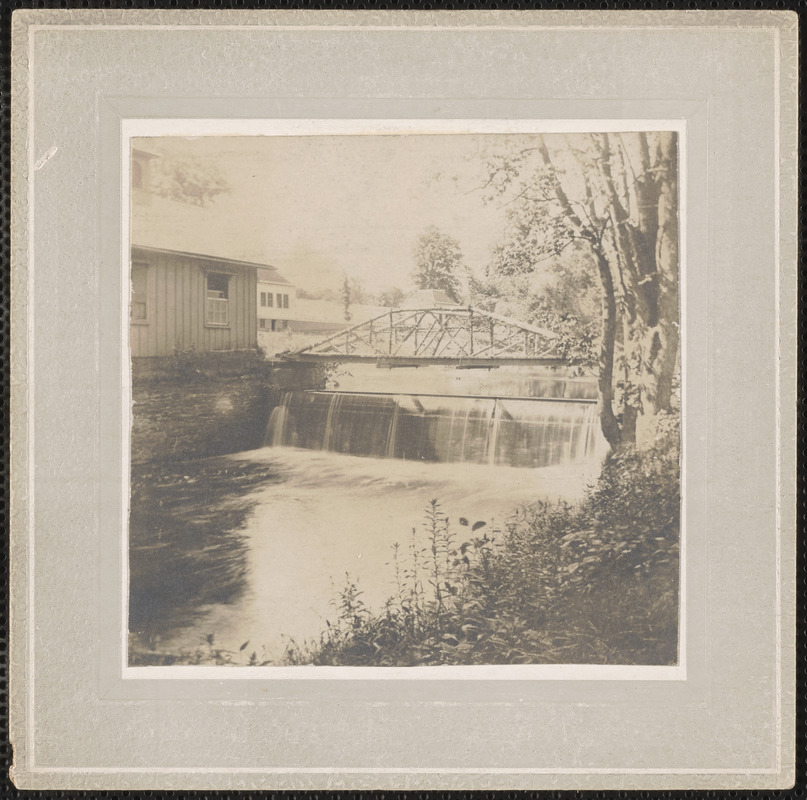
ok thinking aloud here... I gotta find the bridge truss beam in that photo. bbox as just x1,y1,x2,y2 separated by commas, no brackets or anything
283,307,569,366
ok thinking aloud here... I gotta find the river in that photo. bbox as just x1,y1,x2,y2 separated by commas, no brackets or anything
129,367,606,665
128,442,603,665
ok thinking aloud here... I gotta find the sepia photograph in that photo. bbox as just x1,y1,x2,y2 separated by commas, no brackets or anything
11,10,795,790
126,129,682,669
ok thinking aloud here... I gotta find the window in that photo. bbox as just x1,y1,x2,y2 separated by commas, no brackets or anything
258,319,290,332
283,294,290,309
206,273,229,325
267,292,273,307
131,262,148,321
260,292,266,307
258,318,289,331
276,293,283,308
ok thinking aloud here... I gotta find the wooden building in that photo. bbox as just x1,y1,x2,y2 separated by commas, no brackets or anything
130,245,259,358
129,147,272,358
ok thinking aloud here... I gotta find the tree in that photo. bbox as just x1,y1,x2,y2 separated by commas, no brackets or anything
483,132,680,450
376,287,406,308
151,156,229,207
412,226,464,302
341,274,353,322
481,228,602,369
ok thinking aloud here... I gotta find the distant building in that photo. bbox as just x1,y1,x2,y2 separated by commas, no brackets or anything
288,298,389,334
257,267,297,332
399,288,463,309
131,148,157,205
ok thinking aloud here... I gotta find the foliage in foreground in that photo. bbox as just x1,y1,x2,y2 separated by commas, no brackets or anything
284,424,680,667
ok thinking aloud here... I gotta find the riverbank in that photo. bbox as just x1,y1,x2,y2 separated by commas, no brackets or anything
285,430,681,667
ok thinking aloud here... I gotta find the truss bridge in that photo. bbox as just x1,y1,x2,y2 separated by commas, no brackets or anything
281,307,571,368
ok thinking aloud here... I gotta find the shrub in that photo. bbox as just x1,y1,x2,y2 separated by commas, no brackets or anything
290,426,681,667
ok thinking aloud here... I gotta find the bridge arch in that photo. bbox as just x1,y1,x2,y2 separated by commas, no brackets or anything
281,306,571,368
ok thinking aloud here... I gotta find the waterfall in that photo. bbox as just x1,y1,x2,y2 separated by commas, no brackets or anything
386,397,401,459
265,390,603,469
487,399,500,467
265,395,290,447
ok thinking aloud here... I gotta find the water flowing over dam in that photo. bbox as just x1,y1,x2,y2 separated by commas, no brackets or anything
267,389,601,469
132,366,607,661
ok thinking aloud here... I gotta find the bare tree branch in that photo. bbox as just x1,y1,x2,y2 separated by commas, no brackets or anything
535,134,591,238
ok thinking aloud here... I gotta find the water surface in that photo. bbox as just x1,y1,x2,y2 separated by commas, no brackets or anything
129,446,601,664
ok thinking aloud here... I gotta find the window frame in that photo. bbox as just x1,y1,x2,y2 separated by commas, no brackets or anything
205,270,232,328
130,261,150,324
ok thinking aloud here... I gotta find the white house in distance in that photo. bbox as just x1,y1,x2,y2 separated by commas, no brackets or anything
257,267,297,332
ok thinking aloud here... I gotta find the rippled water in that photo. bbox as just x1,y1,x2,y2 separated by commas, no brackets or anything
129,446,603,664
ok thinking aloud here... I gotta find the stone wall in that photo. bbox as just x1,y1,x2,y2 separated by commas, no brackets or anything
130,350,326,464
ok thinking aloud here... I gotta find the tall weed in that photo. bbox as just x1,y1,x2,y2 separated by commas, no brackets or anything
292,424,680,667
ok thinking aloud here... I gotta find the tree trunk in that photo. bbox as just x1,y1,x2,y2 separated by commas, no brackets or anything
642,132,680,414
597,131,680,424
532,132,679,450
593,248,622,450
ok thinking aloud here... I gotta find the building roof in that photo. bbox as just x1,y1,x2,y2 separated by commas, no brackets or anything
131,192,254,262
399,288,462,309
129,164,289,270
129,150,306,290
132,244,283,273
257,267,294,287
132,147,159,160
294,298,387,325
131,193,296,284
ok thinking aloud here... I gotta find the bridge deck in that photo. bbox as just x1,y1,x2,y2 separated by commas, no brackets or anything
305,389,597,404
286,353,569,368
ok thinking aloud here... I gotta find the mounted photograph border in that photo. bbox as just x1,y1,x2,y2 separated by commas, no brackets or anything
118,115,689,685
10,10,797,791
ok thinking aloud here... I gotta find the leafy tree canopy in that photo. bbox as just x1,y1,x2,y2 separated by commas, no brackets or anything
480,132,680,450
151,156,230,207
412,226,464,303
376,287,406,308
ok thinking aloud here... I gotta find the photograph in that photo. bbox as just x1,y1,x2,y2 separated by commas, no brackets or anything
126,130,682,669
11,10,795,790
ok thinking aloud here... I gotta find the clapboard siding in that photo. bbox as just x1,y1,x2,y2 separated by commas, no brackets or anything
130,246,258,357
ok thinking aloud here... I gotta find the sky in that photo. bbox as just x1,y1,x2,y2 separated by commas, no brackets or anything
134,134,513,294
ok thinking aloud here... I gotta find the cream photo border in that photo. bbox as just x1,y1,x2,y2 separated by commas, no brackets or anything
120,116,688,683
